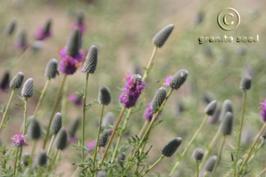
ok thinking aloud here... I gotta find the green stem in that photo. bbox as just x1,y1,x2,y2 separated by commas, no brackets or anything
100,107,126,164
43,75,67,149
82,73,89,160
138,121,148,138
111,109,131,163
141,155,164,176
195,161,200,177
234,91,247,177
142,47,158,81
170,116,208,176
93,105,105,168
47,135,55,156
22,98,28,134
31,141,37,157
13,147,20,176
33,80,50,116
0,90,15,131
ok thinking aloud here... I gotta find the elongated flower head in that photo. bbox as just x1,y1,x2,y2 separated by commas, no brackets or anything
11,133,26,147
220,112,234,136
219,99,233,121
153,24,174,48
98,86,111,105
208,104,221,124
202,92,214,105
151,87,167,112
144,103,154,121
119,74,145,108
260,99,266,122
45,58,58,80
0,71,10,91
5,19,17,36
66,29,82,57
81,45,98,73
73,12,86,34
102,112,115,128
35,151,48,166
68,118,80,138
16,30,28,51
240,73,252,91
51,112,62,135
10,72,24,89
204,155,217,172
99,129,112,147
27,118,42,140
21,78,33,98
170,69,188,90
162,137,182,157
55,128,68,150
192,148,204,161
163,75,174,87
204,100,217,116
35,19,52,41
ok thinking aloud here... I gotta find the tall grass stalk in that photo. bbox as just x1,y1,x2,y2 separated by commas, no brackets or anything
82,73,89,160
0,90,14,131
33,80,50,116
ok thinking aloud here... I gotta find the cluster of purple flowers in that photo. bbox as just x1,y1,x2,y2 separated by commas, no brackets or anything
119,74,145,108
11,133,26,147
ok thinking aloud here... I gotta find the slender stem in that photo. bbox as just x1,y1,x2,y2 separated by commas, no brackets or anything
93,105,105,167
47,135,55,156
138,121,148,138
234,91,247,177
142,47,158,81
195,161,200,177
0,90,15,131
141,155,164,176
217,136,226,164
239,124,266,172
100,107,126,164
31,141,37,157
170,116,208,176
43,75,67,149
33,80,50,116
13,147,20,176
82,73,89,160
22,98,28,134
111,109,131,163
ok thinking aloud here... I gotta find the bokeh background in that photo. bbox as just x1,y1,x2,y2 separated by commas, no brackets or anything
0,0,266,176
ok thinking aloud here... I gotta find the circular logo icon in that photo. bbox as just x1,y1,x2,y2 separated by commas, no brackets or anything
217,8,240,31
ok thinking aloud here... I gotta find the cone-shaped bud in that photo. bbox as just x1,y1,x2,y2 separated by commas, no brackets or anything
192,148,204,161
4,19,17,36
51,112,62,135
161,137,182,157
81,45,98,73
240,74,252,91
170,69,188,90
153,24,174,48
55,128,68,150
102,112,115,128
21,78,33,98
0,71,10,91
204,155,217,172
45,58,58,80
35,151,48,167
27,118,42,140
68,118,80,138
219,99,233,121
98,86,111,105
66,30,82,57
220,112,234,136
204,100,217,116
151,87,167,112
10,72,24,89
99,129,111,147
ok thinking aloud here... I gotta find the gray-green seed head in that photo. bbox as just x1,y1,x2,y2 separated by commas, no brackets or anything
43,19,52,35
51,112,62,135
27,118,42,140
98,86,111,105
9,72,24,89
220,112,234,136
21,78,33,98
153,24,174,48
240,74,252,91
82,45,98,73
219,99,233,121
5,19,17,36
192,148,204,161
55,128,68,150
170,69,188,90
204,155,217,172
204,100,217,116
68,118,80,137
162,137,182,157
99,129,111,147
102,112,115,128
45,58,58,80
66,30,81,57
151,87,167,112
35,151,48,167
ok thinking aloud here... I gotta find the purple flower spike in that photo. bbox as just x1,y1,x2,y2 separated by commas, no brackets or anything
164,75,174,87
260,100,266,122
11,133,26,147
119,74,145,108
68,93,83,106
34,27,51,41
86,140,96,152
144,103,154,121
59,48,84,75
